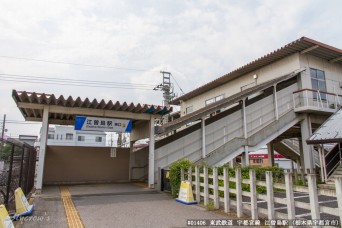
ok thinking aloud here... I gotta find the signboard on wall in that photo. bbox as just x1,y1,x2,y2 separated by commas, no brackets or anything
74,116,132,133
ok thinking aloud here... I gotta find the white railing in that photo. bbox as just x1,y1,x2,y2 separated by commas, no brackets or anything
293,89,342,111
180,166,342,224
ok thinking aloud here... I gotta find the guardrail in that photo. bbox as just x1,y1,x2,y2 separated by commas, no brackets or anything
180,166,342,224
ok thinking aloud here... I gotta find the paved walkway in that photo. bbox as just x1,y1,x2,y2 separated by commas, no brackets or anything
18,183,231,228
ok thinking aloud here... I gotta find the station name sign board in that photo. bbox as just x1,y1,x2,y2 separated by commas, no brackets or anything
74,116,132,133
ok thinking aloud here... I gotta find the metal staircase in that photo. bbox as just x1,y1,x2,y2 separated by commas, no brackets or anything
273,139,321,167
140,72,303,173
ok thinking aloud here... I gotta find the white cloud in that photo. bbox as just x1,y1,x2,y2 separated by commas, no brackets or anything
0,0,341,136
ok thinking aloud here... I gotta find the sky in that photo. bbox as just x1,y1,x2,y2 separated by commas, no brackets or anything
0,0,341,138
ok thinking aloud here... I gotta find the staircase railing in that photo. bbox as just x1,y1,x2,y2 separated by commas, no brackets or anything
293,88,342,111
325,143,342,177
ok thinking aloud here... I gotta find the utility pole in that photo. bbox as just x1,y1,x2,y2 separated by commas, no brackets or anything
0,114,6,153
160,71,176,106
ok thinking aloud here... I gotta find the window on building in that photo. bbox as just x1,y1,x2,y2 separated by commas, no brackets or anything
186,106,193,114
205,94,224,106
56,134,59,140
252,159,263,164
95,136,102,142
78,136,85,142
310,68,327,100
48,134,54,139
60,134,63,140
66,134,73,140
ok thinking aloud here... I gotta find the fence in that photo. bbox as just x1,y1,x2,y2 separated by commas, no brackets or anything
180,166,342,225
0,138,37,210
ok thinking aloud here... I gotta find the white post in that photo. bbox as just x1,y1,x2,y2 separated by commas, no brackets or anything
223,167,230,213
236,168,243,218
201,117,206,158
148,115,155,188
204,166,209,206
266,171,275,220
335,177,342,226
307,174,320,220
128,140,134,181
249,169,258,219
322,144,328,182
36,106,49,193
319,146,325,182
273,84,279,120
285,172,295,224
213,167,219,209
195,166,200,203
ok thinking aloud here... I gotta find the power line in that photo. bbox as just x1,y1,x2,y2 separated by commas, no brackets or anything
170,73,185,95
0,73,159,90
0,55,160,72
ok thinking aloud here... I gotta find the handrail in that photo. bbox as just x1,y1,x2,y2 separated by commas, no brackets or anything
326,151,340,168
293,88,342,97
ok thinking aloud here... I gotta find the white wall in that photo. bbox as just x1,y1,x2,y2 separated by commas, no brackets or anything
300,54,342,95
180,53,301,116
47,126,106,147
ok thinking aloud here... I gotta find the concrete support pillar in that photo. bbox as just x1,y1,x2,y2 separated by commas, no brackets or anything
273,84,279,120
242,99,247,139
300,114,315,171
36,106,49,193
148,115,155,188
229,158,235,168
128,140,134,181
201,117,206,158
267,142,275,167
241,146,249,167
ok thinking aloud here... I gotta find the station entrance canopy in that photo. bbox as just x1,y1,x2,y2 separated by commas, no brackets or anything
12,89,172,191
12,90,172,124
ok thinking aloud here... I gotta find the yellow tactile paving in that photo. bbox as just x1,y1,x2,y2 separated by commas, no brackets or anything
131,182,148,188
60,186,84,228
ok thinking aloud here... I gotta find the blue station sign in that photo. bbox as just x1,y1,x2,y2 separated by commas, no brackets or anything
74,116,132,133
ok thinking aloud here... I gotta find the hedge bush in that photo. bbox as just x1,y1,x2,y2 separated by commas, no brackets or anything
169,159,285,198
